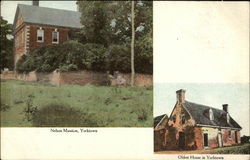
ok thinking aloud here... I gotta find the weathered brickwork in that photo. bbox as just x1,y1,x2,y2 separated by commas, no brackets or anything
222,129,241,146
164,103,196,150
13,14,78,66
0,70,152,87
14,25,26,64
154,89,242,151
28,25,71,52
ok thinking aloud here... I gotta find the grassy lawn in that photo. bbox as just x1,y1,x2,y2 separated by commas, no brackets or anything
155,143,250,154
0,80,153,127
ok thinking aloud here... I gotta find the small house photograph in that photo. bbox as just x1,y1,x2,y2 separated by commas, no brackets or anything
154,84,249,154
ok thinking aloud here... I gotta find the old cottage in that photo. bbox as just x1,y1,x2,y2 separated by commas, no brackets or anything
154,89,242,151
13,1,81,64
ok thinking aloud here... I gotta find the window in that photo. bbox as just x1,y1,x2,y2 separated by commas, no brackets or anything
181,114,185,124
172,115,176,123
209,109,214,121
37,28,44,42
52,31,59,44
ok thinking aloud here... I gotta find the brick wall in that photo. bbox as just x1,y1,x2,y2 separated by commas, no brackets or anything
0,71,16,80
14,25,27,64
0,70,152,87
119,73,153,86
14,21,74,65
201,127,219,149
29,25,71,52
164,103,197,150
222,129,241,146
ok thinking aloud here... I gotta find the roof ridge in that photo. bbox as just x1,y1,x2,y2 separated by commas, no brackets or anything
185,100,226,112
17,3,79,13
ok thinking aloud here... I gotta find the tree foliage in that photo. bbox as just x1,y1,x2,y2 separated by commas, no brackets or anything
0,16,14,70
77,1,153,74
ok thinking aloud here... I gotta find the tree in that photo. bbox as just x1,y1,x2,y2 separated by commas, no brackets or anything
77,1,112,47
75,1,153,74
131,1,135,86
0,16,14,70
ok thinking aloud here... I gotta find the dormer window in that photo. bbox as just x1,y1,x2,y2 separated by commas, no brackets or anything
227,113,230,124
37,28,44,42
52,29,59,44
209,109,214,121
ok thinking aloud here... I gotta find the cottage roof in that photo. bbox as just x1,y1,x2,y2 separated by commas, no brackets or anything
154,114,166,128
183,101,242,129
14,4,82,29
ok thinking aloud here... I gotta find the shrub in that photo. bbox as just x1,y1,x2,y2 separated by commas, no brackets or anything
32,103,97,127
16,41,84,73
82,43,108,71
15,40,153,74
0,102,10,112
16,54,36,73
106,44,131,73
59,64,78,72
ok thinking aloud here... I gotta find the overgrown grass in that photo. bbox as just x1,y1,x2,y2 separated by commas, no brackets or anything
0,80,153,127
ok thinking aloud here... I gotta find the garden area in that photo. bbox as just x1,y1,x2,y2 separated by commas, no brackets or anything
1,80,153,127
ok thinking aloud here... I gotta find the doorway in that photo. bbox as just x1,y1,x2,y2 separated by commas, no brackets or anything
218,133,222,147
203,133,208,147
235,131,238,144
179,132,185,149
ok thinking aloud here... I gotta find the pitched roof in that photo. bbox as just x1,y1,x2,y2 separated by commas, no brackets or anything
183,101,241,129
14,4,82,29
154,114,166,128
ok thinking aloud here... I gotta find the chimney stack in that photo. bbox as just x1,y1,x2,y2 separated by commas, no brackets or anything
32,0,39,6
176,89,186,104
222,104,228,112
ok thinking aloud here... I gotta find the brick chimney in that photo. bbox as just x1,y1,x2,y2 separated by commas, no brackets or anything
32,0,39,6
176,89,186,104
222,104,228,112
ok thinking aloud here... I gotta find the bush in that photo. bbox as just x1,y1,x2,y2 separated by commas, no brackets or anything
15,40,153,74
16,54,36,73
106,44,131,73
16,41,84,73
81,43,108,71
32,103,97,127
59,64,78,72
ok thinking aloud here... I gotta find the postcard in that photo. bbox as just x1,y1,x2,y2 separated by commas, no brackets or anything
0,1,249,160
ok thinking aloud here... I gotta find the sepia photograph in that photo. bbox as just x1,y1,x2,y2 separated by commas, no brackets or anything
0,1,249,160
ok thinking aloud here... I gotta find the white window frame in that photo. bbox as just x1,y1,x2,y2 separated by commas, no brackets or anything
52,30,59,44
37,28,44,42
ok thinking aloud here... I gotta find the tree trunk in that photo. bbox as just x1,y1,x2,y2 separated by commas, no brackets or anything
131,1,135,86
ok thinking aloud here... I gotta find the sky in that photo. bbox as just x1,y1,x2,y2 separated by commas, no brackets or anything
154,2,249,83
1,1,77,24
154,2,249,136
